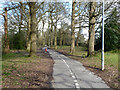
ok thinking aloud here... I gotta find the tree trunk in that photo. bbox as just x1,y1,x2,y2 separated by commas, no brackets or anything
76,29,80,47
63,33,65,46
42,20,45,46
50,24,53,47
76,10,81,47
49,9,54,47
48,20,50,47
70,0,76,54
19,2,23,33
4,7,9,54
26,11,31,52
60,23,63,47
60,29,63,47
88,2,96,56
29,2,37,56
54,23,57,49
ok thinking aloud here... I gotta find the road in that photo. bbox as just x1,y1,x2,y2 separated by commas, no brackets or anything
48,49,111,89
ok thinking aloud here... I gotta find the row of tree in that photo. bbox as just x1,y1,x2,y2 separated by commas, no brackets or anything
1,1,119,57
70,1,119,55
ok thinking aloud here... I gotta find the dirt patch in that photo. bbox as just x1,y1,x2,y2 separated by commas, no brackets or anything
56,50,119,89
2,49,54,88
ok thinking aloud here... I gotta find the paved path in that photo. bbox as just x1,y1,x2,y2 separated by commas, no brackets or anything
48,49,111,89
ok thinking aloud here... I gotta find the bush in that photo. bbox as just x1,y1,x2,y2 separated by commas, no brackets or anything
9,31,26,50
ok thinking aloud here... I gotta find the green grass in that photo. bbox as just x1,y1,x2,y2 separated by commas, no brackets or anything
91,52,118,68
57,46,87,56
2,53,25,60
2,52,40,79
104,52,118,68
57,46,71,51
57,45,87,51
56,45,118,69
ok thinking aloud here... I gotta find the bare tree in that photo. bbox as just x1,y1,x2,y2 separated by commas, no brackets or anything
29,2,37,56
70,0,76,54
26,7,31,52
3,7,10,53
87,2,96,56
59,23,63,47
42,19,45,46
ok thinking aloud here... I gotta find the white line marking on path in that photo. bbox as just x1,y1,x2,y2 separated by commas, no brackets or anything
58,56,80,89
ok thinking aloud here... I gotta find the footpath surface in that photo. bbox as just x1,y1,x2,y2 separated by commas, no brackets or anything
48,49,112,89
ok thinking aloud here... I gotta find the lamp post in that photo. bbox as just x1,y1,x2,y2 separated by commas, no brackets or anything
101,0,105,71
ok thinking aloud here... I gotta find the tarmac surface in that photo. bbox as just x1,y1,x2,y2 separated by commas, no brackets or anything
48,49,111,89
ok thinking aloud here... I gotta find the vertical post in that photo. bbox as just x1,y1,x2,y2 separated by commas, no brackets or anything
101,0,104,71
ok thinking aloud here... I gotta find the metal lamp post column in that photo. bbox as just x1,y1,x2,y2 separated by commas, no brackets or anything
101,0,105,71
